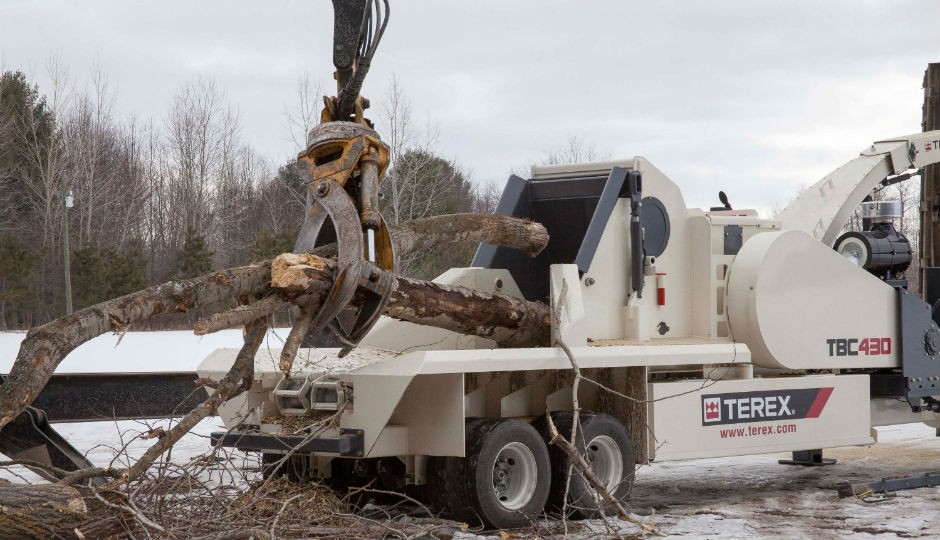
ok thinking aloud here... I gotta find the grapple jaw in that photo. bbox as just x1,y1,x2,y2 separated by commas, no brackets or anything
294,121,395,356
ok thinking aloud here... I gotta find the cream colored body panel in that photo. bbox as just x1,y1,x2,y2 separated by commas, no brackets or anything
649,375,874,462
688,211,781,340
573,158,693,342
727,229,899,370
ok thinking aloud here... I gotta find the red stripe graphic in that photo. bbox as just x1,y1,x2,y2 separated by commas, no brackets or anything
805,387,833,418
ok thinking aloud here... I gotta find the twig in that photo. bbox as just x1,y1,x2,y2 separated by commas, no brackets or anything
0,458,69,479
545,414,661,536
190,530,272,540
552,279,580,531
278,299,318,376
92,490,171,536
270,492,305,538
0,458,123,486
58,466,124,485
194,294,284,335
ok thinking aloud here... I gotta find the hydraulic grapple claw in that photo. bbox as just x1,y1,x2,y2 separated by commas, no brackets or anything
294,121,395,353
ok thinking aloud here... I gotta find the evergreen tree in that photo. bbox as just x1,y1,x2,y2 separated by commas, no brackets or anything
174,227,214,279
71,241,147,309
71,245,109,310
0,71,57,230
0,233,40,329
251,226,298,261
110,240,147,297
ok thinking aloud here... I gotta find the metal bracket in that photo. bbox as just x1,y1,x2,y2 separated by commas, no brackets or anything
0,405,102,484
211,428,365,457
837,472,940,498
778,449,836,466
723,225,743,255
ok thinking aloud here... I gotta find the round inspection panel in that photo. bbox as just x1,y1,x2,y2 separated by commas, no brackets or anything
640,196,670,257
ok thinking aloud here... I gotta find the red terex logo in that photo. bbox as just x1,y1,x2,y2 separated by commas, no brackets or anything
703,397,721,422
826,338,891,357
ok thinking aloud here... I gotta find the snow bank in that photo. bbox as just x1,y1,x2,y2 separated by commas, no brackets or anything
1,328,292,373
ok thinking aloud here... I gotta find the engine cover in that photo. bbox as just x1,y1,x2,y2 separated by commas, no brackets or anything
726,230,900,370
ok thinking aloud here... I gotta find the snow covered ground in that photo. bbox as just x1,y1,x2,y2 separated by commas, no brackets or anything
3,331,940,537
0,327,293,373
628,423,940,539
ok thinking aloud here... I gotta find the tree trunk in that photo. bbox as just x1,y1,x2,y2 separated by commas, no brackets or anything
0,481,87,539
271,253,551,348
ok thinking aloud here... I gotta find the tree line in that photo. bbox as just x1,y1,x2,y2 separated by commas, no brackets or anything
0,65,500,330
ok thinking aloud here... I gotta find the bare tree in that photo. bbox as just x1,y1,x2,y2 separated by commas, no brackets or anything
285,71,323,153
15,54,72,249
213,145,270,268
472,180,503,214
164,76,240,237
62,61,149,249
896,175,922,292
541,135,606,166
378,75,453,226
141,119,174,280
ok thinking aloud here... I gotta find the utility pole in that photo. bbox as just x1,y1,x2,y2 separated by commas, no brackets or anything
61,174,73,315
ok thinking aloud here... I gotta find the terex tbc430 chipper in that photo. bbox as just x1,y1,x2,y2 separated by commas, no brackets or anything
200,130,940,528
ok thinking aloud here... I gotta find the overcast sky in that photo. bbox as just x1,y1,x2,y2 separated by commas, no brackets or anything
1,0,938,212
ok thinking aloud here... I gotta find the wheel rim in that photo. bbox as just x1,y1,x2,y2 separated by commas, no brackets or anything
585,435,623,499
492,441,539,510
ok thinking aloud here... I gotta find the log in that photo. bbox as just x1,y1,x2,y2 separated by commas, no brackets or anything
310,213,548,260
271,253,551,349
391,213,546,257
0,480,87,539
0,213,547,431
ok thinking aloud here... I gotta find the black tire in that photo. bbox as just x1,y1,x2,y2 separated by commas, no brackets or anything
440,418,551,529
425,418,486,515
538,412,636,519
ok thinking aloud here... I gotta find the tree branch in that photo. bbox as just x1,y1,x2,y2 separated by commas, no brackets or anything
0,264,271,430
